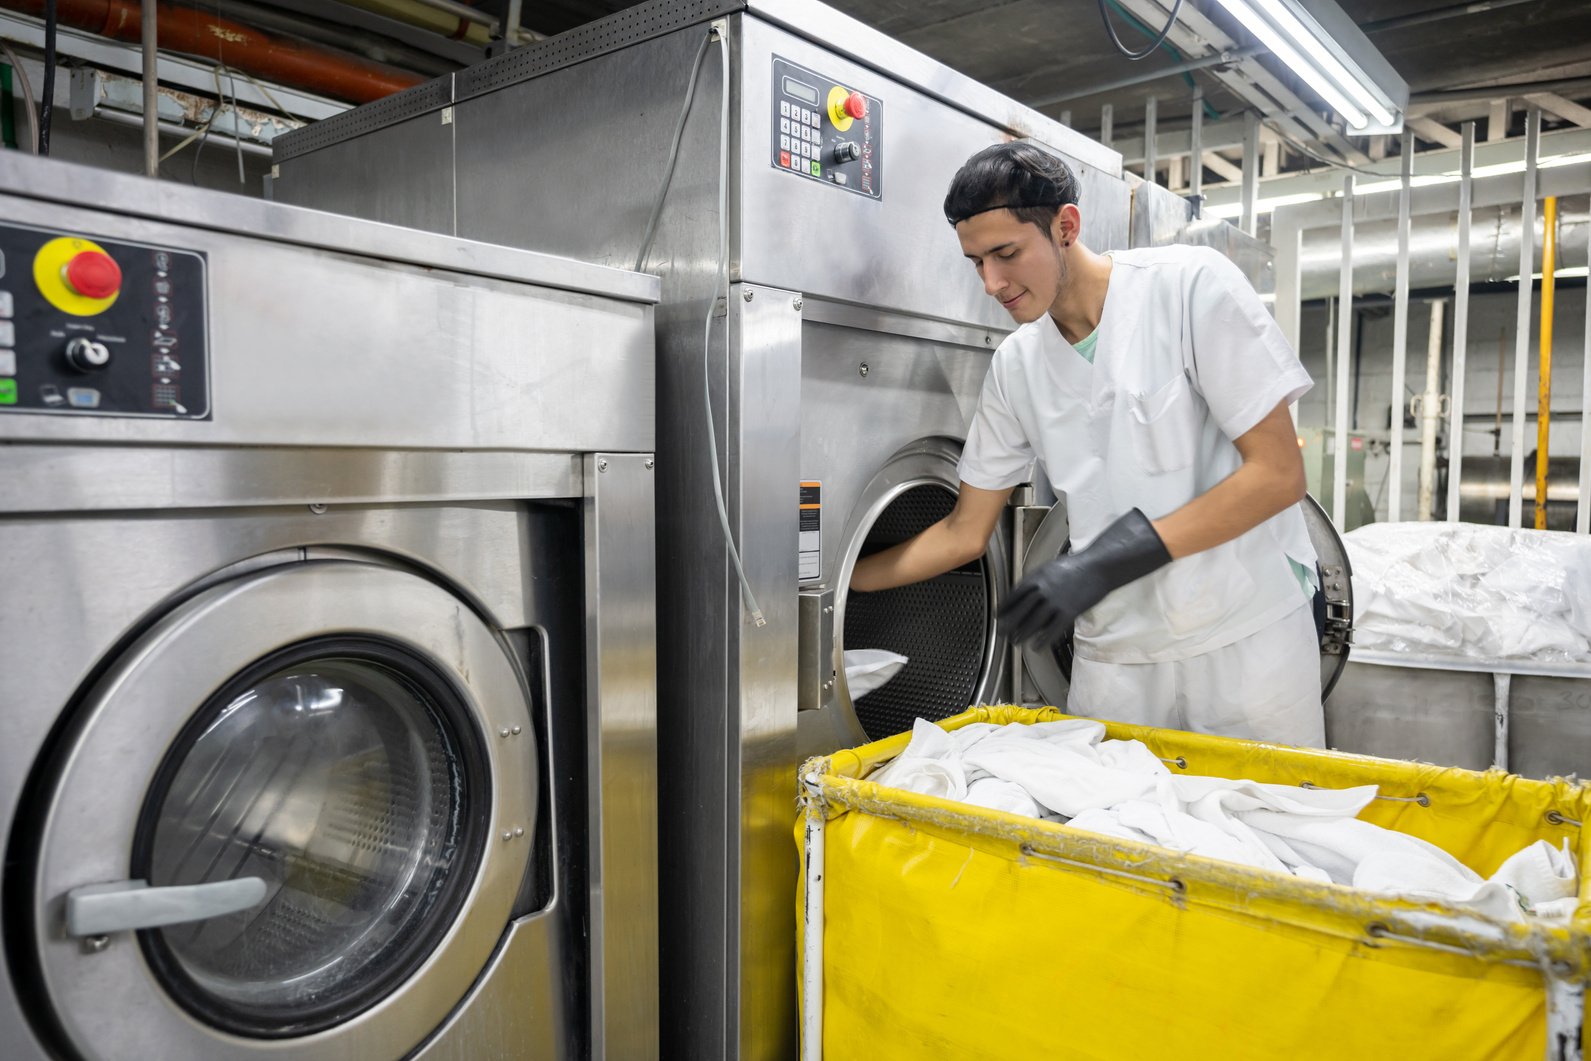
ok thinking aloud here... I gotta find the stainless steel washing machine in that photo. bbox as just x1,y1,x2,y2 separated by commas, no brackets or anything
0,154,659,1060
268,5,1351,1055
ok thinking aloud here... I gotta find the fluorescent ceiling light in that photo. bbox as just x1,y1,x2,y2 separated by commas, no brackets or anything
1209,0,1406,134
1252,0,1396,127
1212,0,1367,129
1205,192,1325,219
1505,266,1589,283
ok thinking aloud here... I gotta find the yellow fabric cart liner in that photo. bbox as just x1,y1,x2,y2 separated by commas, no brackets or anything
796,706,1591,1061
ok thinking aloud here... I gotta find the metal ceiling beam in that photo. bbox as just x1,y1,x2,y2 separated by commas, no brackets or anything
1527,92,1591,129
1111,0,1369,164
1406,115,1462,148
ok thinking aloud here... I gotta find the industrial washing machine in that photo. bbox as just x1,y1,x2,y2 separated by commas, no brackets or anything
0,154,659,1060
270,3,1352,1056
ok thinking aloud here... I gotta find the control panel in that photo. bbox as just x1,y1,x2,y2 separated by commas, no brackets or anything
0,222,209,419
770,56,881,199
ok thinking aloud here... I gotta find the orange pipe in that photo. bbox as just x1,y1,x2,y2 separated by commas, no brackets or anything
1536,196,1557,530
4,0,423,104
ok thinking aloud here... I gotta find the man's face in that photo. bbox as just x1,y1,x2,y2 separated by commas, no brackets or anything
956,209,1066,324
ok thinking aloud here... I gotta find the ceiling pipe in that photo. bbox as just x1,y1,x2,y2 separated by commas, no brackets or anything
334,0,537,47
1298,201,1588,299
1,0,424,103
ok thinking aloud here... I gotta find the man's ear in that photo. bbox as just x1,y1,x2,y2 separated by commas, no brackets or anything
1054,203,1081,247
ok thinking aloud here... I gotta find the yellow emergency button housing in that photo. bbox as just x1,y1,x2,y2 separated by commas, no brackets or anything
34,236,122,316
828,86,867,132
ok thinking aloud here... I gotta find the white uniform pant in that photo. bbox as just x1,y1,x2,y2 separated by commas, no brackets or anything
1066,602,1325,747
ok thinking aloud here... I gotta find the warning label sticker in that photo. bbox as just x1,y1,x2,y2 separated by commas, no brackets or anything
799,480,822,582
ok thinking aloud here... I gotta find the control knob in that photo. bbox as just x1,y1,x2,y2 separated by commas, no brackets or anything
65,336,112,372
833,141,861,163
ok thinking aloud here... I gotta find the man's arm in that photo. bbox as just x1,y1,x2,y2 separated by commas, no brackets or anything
1150,399,1306,559
850,482,1013,592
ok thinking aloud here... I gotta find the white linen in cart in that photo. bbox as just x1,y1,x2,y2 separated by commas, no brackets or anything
868,718,1578,921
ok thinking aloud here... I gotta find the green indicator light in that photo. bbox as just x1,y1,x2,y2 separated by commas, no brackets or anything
810,161,821,176
0,379,16,405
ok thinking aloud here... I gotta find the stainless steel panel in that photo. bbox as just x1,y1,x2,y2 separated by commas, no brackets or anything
412,912,571,1061
739,19,1129,327
273,112,457,235
745,0,1119,177
1328,662,1591,780
797,587,835,711
583,452,659,1061
0,194,654,451
0,446,582,513
0,153,658,304
1326,662,1496,770
728,283,802,1061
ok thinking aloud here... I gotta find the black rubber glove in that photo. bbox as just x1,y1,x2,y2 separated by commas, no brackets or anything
998,508,1173,648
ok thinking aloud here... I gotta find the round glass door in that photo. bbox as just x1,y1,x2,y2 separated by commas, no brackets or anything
134,640,486,1037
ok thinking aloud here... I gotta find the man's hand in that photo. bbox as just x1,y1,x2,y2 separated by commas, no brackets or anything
850,482,1012,592
998,508,1171,647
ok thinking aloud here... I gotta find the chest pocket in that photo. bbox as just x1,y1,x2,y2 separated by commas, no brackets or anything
1127,371,1200,474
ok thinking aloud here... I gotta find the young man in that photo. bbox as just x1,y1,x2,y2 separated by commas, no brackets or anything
850,141,1324,746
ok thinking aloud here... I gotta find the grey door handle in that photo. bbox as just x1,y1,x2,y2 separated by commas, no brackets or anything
64,877,268,937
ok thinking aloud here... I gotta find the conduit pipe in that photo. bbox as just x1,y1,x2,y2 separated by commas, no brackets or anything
335,0,537,48
1416,298,1444,521
1,0,422,103
139,0,153,176
1537,195,1557,530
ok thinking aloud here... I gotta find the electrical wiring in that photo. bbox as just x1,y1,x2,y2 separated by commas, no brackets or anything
1097,0,1185,62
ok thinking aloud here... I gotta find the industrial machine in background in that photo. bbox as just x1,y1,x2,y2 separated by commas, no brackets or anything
271,3,1352,1055
0,153,659,1060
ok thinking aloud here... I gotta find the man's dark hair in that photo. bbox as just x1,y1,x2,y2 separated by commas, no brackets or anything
943,142,1081,231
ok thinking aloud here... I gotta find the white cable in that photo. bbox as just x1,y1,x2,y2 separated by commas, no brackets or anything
0,40,40,154
703,26,765,627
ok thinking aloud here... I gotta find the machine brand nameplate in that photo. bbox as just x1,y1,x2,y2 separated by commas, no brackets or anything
0,222,209,419
770,56,881,199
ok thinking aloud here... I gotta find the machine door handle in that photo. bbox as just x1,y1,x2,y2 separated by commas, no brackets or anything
64,877,268,937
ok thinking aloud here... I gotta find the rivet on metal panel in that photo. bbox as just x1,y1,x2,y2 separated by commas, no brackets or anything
308,503,327,515
499,727,511,738
511,725,521,735
514,826,524,837
792,297,804,311
823,605,833,615
984,335,993,346
502,831,513,842
597,458,609,472
822,680,833,691
645,457,655,470
82,936,111,954
859,362,869,378
743,289,755,302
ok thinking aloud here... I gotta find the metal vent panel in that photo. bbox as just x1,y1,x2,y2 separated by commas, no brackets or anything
845,485,990,741
456,0,743,102
273,77,453,162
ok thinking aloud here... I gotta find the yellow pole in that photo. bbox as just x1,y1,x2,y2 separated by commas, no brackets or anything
1536,196,1557,530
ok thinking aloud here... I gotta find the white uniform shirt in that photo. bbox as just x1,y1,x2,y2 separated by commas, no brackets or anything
958,244,1317,664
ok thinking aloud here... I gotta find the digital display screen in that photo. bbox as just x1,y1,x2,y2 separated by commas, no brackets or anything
782,76,819,106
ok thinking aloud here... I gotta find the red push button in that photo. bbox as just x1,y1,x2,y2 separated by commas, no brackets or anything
843,91,867,120
63,250,122,300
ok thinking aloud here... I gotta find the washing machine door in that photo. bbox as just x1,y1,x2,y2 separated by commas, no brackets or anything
830,437,1011,745
27,560,536,1060
1018,494,1354,708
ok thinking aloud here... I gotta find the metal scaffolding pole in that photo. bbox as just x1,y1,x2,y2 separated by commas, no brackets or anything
1388,130,1414,522
1447,122,1475,524
1334,175,1355,528
1508,107,1540,528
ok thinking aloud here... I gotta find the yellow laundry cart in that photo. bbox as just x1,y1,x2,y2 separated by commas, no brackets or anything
797,706,1591,1061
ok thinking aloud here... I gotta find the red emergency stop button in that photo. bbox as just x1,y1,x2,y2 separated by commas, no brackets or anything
843,91,867,120
63,250,122,300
